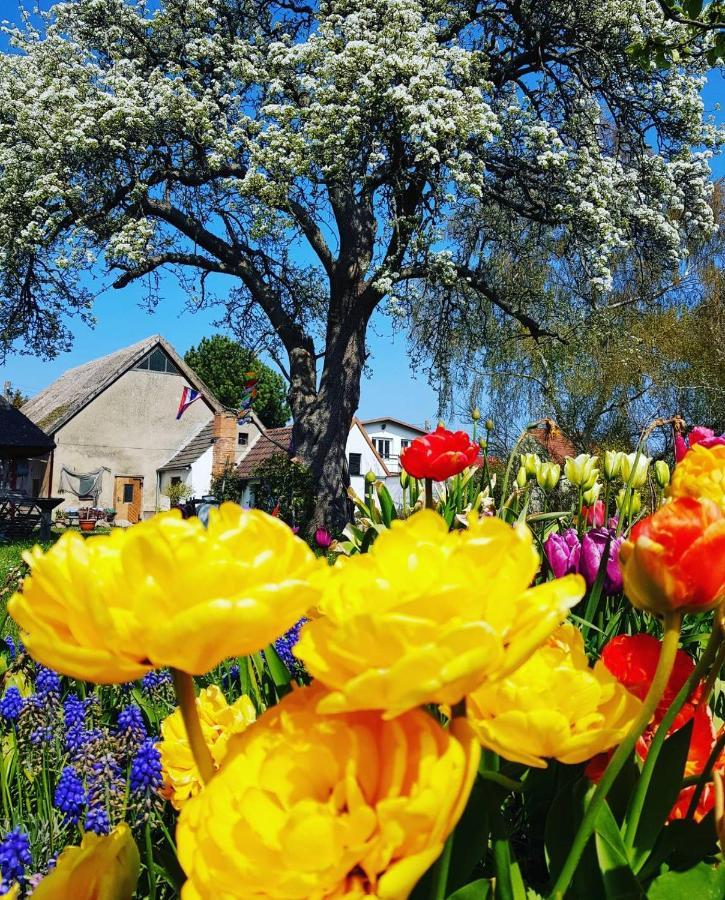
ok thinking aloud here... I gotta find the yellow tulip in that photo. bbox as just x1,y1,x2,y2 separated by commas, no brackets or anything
564,454,599,489
520,453,541,477
159,685,256,810
669,444,725,511
295,510,584,718
467,624,642,767
177,682,479,900
536,461,561,492
31,825,139,900
8,504,320,682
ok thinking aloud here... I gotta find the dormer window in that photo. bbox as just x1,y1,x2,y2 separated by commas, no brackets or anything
134,347,181,375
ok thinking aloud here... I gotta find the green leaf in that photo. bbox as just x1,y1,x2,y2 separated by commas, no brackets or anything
637,815,718,885
447,879,491,899
375,482,398,525
647,862,725,899
594,802,645,898
545,777,606,899
447,778,493,893
628,719,694,868
683,0,703,18
262,644,291,689
492,837,526,900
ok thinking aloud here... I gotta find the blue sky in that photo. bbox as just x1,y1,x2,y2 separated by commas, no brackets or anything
0,4,722,429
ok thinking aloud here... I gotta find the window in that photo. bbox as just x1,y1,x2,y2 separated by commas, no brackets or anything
133,347,181,375
400,439,410,450
349,452,362,476
238,433,249,446
373,438,391,459
122,484,134,503
170,476,182,486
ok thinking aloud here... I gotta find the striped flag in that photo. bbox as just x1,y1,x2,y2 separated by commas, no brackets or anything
176,386,201,419
237,372,258,424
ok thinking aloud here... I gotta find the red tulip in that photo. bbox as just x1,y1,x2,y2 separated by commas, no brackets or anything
619,498,725,615
582,501,605,527
400,426,480,481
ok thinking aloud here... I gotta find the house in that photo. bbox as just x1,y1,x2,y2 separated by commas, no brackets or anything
0,394,55,494
235,415,428,506
21,335,229,522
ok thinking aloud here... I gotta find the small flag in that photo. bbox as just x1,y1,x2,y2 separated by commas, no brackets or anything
237,373,258,424
176,386,201,419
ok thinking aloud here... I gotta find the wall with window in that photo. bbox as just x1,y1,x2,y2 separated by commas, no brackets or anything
50,362,212,516
360,420,424,474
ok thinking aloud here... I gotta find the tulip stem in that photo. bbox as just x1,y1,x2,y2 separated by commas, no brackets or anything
549,612,682,899
685,730,725,819
622,622,722,849
428,832,454,900
424,478,434,510
478,769,526,792
171,668,215,785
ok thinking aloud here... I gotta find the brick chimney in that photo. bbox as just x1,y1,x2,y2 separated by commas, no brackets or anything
212,412,238,476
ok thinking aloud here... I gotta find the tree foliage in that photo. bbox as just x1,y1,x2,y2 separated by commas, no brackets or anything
251,454,314,531
0,0,719,524
428,182,725,452
2,381,29,409
184,334,290,428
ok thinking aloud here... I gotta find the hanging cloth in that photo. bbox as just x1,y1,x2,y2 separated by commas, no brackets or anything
58,466,109,501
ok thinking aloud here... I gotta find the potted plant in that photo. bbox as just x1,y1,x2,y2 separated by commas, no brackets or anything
162,481,193,508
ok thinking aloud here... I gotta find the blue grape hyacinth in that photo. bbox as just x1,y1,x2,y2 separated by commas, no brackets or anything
0,828,31,890
53,766,86,823
130,739,162,794
35,666,61,698
84,806,111,836
0,688,24,722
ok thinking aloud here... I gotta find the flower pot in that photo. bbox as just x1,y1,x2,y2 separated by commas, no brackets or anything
79,520,95,532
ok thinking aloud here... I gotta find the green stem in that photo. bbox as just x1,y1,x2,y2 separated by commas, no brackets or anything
478,770,526,792
700,635,725,706
428,831,454,900
549,612,682,899
623,623,722,848
685,730,725,819
171,669,215,785
145,819,157,900
424,478,434,510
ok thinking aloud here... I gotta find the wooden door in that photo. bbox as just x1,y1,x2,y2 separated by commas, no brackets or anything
114,476,143,523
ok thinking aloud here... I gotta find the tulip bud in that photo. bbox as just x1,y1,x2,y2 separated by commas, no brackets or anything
564,454,599,489
399,469,409,488
485,419,494,432
536,461,561,492
616,488,642,519
472,407,481,421
620,452,652,488
603,450,623,481
479,438,487,451
520,453,540,477
654,460,670,489
365,470,377,485
437,419,446,429
516,466,527,489
582,481,602,505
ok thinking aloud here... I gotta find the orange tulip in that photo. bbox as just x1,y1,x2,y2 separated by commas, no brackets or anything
619,498,725,616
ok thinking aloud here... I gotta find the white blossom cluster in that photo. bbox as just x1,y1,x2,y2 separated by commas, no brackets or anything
0,0,720,355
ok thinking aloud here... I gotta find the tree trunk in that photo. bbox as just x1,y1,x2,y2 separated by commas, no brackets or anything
288,313,368,534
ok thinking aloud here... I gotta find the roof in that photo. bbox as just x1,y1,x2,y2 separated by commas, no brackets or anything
529,421,577,464
0,395,56,459
22,335,223,434
237,427,293,478
159,421,214,471
360,416,427,434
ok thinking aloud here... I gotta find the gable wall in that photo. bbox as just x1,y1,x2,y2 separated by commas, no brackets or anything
52,368,213,515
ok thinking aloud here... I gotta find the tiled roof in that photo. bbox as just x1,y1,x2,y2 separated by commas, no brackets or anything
360,416,427,434
530,423,577,464
159,422,214,471
22,335,222,434
237,427,293,478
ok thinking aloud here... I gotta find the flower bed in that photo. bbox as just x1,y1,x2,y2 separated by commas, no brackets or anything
0,422,723,898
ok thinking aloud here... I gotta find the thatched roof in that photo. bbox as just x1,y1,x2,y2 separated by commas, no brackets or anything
22,335,223,434
0,395,55,459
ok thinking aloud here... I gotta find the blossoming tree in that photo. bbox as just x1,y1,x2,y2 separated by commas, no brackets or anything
0,0,718,528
